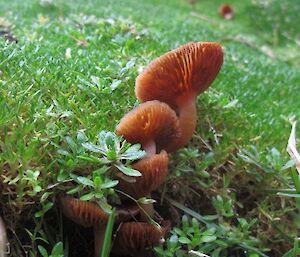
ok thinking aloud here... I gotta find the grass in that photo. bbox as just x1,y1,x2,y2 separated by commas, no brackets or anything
0,0,300,256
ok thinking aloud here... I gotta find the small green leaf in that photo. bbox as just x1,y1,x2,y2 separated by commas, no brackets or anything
98,131,108,148
106,150,117,161
34,185,42,193
173,228,185,237
182,215,189,229
115,163,141,177
51,242,63,256
77,155,110,164
82,142,102,153
277,192,300,198
65,136,77,152
77,176,94,187
57,149,70,156
201,235,217,243
80,193,95,201
77,130,88,143
121,144,146,160
41,192,51,202
95,191,104,199
35,202,54,218
110,79,122,91
101,180,119,189
57,170,69,182
178,236,191,244
138,197,156,204
67,186,80,194
281,159,295,170
201,215,218,221
93,166,109,175
66,159,75,168
94,176,102,188
99,200,112,213
169,234,178,247
104,132,118,151
38,245,48,257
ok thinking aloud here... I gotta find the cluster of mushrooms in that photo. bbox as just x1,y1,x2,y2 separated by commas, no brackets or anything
59,42,224,257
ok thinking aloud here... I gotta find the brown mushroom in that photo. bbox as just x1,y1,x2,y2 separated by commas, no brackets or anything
0,217,7,257
219,4,234,20
118,150,168,198
59,196,139,257
135,42,223,151
118,150,169,220
116,100,181,155
112,221,169,257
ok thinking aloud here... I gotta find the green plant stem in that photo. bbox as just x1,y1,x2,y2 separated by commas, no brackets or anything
115,189,160,227
100,208,116,257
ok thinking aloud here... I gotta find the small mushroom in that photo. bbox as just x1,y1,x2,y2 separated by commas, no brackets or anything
112,222,169,257
135,42,223,151
0,217,7,257
116,100,181,155
219,4,234,20
118,150,169,220
118,150,168,199
59,196,139,257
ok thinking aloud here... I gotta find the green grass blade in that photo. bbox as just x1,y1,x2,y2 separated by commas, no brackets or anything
101,208,116,257
165,196,210,225
291,169,300,193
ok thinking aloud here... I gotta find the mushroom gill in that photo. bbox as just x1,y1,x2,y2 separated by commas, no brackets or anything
112,222,168,257
59,196,139,257
116,100,181,155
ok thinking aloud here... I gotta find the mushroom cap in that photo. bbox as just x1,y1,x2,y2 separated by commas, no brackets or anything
59,196,140,227
60,196,109,227
112,222,167,256
135,42,223,109
116,100,180,152
118,150,169,198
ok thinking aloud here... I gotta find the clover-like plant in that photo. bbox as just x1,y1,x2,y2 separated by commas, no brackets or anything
81,131,146,177
56,131,146,205
155,214,263,257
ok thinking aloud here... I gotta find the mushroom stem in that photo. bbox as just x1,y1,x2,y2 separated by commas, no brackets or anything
143,140,156,156
0,217,7,257
170,95,197,151
93,225,106,257
139,194,156,222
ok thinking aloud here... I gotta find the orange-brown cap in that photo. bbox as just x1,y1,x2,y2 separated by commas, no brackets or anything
135,42,223,109
60,196,109,227
116,100,180,153
112,222,168,256
59,196,139,227
118,150,169,198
